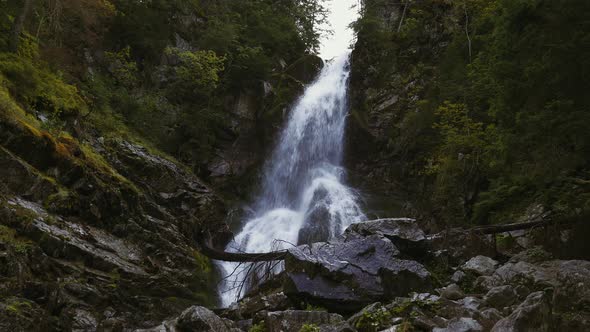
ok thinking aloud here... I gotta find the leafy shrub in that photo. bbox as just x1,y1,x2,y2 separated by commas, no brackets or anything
0,54,85,116
104,46,139,88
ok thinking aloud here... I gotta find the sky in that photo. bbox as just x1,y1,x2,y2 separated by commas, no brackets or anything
318,0,361,60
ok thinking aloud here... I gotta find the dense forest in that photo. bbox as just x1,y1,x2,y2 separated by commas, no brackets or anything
350,0,590,237
0,0,325,181
1,0,590,331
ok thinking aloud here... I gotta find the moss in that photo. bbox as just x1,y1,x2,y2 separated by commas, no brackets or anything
0,225,32,253
303,303,327,312
496,233,517,251
78,143,138,192
0,53,86,116
249,322,266,332
396,320,415,332
192,249,212,274
458,271,481,294
299,324,320,332
3,298,33,316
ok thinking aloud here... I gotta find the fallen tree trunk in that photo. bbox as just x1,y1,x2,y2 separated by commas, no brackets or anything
468,217,577,235
197,217,575,263
197,235,287,262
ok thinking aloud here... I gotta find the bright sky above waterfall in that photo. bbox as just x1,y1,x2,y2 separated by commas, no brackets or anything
319,0,360,60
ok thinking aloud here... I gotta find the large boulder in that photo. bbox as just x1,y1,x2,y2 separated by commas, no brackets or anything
491,291,552,332
484,286,518,310
283,234,432,312
138,306,240,332
345,218,427,257
176,306,239,332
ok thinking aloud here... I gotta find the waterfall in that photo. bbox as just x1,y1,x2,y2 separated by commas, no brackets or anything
218,53,365,306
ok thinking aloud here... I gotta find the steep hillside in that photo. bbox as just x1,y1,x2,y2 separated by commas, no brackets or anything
0,0,325,329
347,0,590,254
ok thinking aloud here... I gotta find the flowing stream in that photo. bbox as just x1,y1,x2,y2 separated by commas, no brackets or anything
219,53,365,306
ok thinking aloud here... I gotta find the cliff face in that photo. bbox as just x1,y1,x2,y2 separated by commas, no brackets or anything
347,0,454,224
0,106,231,330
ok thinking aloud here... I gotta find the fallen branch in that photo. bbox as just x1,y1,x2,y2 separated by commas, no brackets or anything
467,217,576,235
198,216,578,262
197,235,287,262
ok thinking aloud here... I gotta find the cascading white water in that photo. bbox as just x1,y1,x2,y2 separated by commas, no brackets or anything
218,53,365,306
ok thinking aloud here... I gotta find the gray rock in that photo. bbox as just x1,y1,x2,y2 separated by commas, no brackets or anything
548,260,590,313
461,297,482,311
484,286,517,309
451,270,467,283
491,291,552,332
345,218,427,256
264,310,343,332
284,235,431,311
229,292,290,319
434,317,483,332
427,230,496,264
70,309,98,332
509,247,553,264
176,306,238,332
440,284,465,300
463,256,499,276
475,276,501,292
514,285,531,299
414,314,445,330
477,308,504,330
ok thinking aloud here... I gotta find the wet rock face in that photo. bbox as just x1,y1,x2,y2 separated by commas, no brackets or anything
284,221,432,312
0,119,230,329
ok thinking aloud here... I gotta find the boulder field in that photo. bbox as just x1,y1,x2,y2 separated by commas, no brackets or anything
146,218,589,332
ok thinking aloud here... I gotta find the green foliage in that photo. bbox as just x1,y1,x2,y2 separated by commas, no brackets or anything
355,307,392,332
1,0,327,180
104,46,139,88
299,324,320,332
353,0,590,227
192,249,212,274
4,298,34,316
165,47,225,99
249,322,266,332
304,303,327,311
0,54,86,117
0,225,32,253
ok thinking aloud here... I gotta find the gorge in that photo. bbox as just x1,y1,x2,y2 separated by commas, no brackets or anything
219,53,365,306
1,0,589,331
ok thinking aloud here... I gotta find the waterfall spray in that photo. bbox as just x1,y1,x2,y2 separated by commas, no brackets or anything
218,53,364,306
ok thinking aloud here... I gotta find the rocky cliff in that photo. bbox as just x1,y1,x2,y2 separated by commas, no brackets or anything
0,103,237,329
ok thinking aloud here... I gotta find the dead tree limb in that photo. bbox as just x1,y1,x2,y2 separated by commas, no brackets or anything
198,217,578,263
197,235,287,262
397,0,409,33
468,217,578,235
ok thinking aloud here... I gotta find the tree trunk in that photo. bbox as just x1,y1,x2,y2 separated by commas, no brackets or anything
9,0,34,53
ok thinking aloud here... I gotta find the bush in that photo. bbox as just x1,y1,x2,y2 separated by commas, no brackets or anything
0,54,85,116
